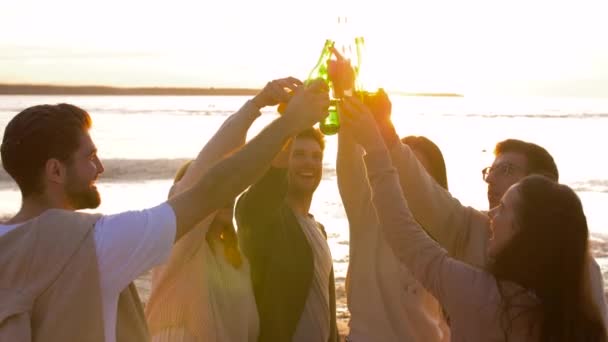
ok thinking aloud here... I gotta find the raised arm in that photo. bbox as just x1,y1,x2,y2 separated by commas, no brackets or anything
331,52,377,238
235,144,291,230
372,95,489,265
167,79,329,241
171,77,302,196
363,146,499,325
341,96,500,324
336,125,375,242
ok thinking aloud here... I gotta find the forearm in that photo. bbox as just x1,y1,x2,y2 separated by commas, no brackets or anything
235,167,288,226
169,116,298,241
365,148,497,319
172,100,260,194
363,148,464,304
337,130,370,214
377,119,461,237
377,120,401,150
389,141,476,257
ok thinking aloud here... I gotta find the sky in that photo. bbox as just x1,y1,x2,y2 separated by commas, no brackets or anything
1,0,608,97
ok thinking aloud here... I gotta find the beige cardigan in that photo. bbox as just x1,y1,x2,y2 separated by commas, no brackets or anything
387,141,608,326
365,150,540,341
0,209,148,342
337,130,448,341
145,100,261,342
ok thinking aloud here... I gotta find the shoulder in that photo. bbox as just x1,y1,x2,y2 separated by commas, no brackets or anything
316,221,328,239
39,209,102,233
96,203,175,227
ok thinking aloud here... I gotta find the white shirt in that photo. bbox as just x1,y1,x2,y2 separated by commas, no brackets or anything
0,203,176,342
292,214,332,342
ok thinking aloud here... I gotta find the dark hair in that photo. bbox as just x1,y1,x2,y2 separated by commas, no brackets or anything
296,127,325,151
171,159,242,268
1,104,92,197
489,175,605,341
401,136,448,190
494,139,558,182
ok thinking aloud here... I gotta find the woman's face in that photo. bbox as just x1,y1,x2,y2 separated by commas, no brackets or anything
487,184,521,258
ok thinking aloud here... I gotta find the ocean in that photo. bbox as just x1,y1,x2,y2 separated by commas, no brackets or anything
1,94,608,319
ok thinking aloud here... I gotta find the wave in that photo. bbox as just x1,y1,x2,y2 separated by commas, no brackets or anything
3,105,608,119
570,180,608,193
1,107,237,116
438,113,608,119
0,158,338,185
0,158,191,184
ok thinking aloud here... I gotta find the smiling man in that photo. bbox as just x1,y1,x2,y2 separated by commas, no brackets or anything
0,79,330,342
236,127,339,342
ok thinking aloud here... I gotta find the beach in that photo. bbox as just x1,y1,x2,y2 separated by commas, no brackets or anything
2,94,608,337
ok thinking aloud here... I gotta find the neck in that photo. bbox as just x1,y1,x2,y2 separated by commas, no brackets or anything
286,191,313,216
6,193,69,224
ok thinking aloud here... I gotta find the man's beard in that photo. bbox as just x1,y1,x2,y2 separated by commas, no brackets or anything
66,183,101,210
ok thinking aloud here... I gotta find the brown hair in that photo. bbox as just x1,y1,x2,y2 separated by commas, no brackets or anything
1,104,92,197
489,175,605,341
171,160,242,268
296,127,325,151
494,139,558,182
401,135,448,190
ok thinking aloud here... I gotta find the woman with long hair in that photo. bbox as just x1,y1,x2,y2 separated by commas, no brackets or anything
340,95,606,341
145,77,302,341
338,122,451,341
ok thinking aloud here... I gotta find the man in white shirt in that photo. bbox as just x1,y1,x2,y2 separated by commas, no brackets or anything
0,78,329,342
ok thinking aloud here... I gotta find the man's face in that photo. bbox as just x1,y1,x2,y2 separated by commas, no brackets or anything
484,152,527,209
64,131,104,210
287,137,323,197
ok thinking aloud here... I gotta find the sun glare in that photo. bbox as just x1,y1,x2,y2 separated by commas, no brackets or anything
0,0,607,96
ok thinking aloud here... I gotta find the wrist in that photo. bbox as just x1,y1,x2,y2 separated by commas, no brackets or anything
364,139,387,155
243,100,262,119
250,95,265,110
378,121,400,148
275,115,303,138
361,126,386,152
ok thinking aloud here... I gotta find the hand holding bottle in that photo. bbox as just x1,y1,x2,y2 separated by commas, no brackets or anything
364,88,392,123
340,96,385,152
363,89,400,148
327,47,356,98
281,78,330,133
252,77,302,109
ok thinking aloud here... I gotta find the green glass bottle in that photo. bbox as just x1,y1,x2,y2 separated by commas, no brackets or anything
304,39,339,135
354,36,381,106
354,36,370,97
277,39,338,135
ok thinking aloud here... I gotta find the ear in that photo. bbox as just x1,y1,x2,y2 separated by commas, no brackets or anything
45,158,67,185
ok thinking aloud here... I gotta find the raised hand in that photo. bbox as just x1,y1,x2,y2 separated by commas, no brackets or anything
361,89,399,148
281,78,330,132
327,47,355,98
252,77,303,109
364,88,392,124
340,96,385,152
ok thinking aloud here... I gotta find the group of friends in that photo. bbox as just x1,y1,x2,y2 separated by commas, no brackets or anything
1,59,608,342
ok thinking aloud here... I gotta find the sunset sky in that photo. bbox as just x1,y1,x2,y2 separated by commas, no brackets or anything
2,0,608,97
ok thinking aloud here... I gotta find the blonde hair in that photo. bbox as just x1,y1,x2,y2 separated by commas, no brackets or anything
171,160,242,268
